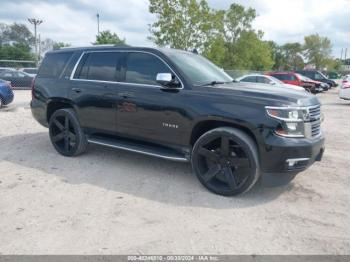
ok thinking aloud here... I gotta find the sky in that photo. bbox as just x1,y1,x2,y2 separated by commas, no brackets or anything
0,0,349,57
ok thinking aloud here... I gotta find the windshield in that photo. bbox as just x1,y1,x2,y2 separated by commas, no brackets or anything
165,51,233,85
296,73,308,81
268,76,284,85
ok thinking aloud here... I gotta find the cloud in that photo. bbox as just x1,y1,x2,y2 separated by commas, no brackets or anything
0,0,349,57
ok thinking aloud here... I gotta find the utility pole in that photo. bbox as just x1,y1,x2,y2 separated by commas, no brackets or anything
28,18,43,66
96,13,100,37
341,48,343,60
345,48,348,61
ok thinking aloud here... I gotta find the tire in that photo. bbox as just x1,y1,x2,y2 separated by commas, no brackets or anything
0,96,3,108
191,127,260,196
49,108,88,157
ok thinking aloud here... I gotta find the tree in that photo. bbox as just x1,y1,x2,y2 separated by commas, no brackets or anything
0,23,35,66
304,34,332,69
1,23,34,46
148,0,273,70
281,42,304,70
53,42,71,50
221,3,256,43
94,30,126,45
229,31,274,70
149,0,216,51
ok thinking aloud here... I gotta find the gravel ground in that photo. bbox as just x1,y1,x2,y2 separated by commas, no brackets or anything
0,89,349,255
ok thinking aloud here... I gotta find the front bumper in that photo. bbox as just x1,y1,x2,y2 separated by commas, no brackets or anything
260,132,325,186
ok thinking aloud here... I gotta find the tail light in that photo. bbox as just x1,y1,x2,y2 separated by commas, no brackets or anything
31,77,36,99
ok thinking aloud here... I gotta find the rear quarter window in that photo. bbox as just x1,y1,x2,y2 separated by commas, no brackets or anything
38,52,73,78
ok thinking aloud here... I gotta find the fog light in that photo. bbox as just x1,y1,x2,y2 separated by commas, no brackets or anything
286,158,310,170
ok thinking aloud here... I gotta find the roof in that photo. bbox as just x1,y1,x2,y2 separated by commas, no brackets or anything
48,45,190,56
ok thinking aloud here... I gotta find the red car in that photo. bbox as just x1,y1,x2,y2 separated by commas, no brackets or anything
267,72,314,92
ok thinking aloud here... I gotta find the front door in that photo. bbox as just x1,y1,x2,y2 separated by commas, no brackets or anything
116,52,190,145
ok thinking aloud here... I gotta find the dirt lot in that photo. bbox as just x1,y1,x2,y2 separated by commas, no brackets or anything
0,89,349,255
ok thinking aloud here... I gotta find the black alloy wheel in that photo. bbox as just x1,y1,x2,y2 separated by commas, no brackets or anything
49,108,87,157
192,127,259,196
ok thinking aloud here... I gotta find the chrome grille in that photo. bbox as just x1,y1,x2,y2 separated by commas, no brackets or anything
309,105,321,121
308,105,322,138
311,122,321,137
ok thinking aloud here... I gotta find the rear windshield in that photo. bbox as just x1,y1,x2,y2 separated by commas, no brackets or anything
38,52,73,78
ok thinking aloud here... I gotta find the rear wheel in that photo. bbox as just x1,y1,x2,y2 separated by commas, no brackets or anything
191,127,260,196
0,96,3,108
49,108,87,157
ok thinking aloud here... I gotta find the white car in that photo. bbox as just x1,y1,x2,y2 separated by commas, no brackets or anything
339,76,350,100
236,74,306,92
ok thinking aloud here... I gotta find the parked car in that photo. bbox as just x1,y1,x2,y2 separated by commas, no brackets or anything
339,76,350,100
296,70,337,87
267,72,314,92
0,69,34,89
19,67,38,77
236,74,306,92
0,79,14,108
31,46,325,196
295,73,328,93
328,71,341,80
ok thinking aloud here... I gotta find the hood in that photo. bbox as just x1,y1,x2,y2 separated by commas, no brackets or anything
210,82,320,107
283,83,306,91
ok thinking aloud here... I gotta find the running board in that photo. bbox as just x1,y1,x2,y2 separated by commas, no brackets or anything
88,136,189,162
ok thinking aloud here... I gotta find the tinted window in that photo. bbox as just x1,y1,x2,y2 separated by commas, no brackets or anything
125,52,171,85
272,74,295,81
75,52,122,82
257,76,271,84
38,52,73,78
241,76,257,83
165,51,232,85
301,71,314,78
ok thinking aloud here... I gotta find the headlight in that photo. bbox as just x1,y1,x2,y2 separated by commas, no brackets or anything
266,106,306,138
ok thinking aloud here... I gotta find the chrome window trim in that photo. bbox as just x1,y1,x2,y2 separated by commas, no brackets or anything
69,50,184,89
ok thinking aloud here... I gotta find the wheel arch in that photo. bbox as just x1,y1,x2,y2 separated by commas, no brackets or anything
46,98,75,122
190,119,260,151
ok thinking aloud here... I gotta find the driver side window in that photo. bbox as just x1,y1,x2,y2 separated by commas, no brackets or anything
125,52,172,86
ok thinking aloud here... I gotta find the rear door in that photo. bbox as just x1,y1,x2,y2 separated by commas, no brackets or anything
70,51,123,133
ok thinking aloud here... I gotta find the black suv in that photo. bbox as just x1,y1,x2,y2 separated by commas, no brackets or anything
31,46,325,196
296,70,337,87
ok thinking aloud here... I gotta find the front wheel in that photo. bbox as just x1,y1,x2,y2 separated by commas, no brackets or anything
191,127,260,196
49,108,88,157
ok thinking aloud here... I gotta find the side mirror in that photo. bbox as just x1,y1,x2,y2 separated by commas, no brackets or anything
156,73,181,88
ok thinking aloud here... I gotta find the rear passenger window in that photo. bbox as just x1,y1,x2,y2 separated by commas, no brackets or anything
75,52,122,82
38,52,73,78
125,52,171,85
241,76,256,83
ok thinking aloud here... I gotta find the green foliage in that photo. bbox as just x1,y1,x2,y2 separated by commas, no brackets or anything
0,43,35,66
281,42,304,70
94,30,126,45
0,23,35,65
53,42,71,50
149,0,273,70
149,0,216,51
0,23,34,46
229,31,274,70
304,34,332,69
